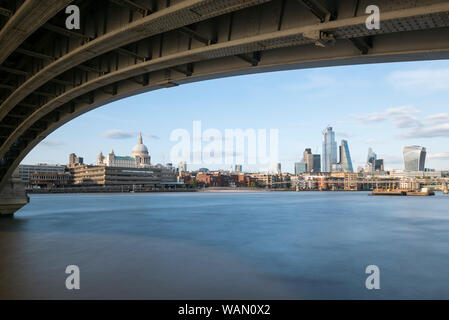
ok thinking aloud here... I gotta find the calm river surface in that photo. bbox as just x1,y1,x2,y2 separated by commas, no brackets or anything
1,191,449,299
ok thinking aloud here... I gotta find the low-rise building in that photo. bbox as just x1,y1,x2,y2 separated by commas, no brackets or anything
69,165,175,188
30,172,71,189
389,170,443,178
18,164,66,185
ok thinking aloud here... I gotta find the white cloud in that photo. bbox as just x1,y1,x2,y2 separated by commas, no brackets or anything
101,130,135,139
401,123,449,139
391,115,421,129
385,106,420,116
352,106,421,126
387,68,449,92
425,113,449,124
143,133,160,140
353,106,449,138
384,106,422,128
352,113,386,123
337,132,353,139
429,152,449,160
40,140,65,147
101,130,159,140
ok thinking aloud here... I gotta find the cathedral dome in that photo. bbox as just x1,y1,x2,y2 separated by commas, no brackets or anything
132,143,148,154
131,133,151,165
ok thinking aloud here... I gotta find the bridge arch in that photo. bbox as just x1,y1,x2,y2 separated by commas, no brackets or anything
1,0,449,193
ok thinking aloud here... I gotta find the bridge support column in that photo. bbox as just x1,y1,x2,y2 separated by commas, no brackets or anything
0,169,29,216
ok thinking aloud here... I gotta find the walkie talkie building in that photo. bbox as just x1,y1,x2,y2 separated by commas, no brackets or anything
403,146,427,171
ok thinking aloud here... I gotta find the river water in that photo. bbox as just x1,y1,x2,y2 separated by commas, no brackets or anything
1,191,449,299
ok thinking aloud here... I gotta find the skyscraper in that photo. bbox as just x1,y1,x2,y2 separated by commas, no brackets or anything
303,148,312,172
302,148,321,173
367,148,377,165
403,146,426,171
339,140,354,172
366,148,385,172
322,126,337,172
374,159,384,171
312,154,321,173
294,162,307,175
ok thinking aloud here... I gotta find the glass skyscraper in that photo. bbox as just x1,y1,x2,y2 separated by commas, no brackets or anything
339,140,354,173
367,148,377,165
294,162,307,175
312,154,321,173
403,146,426,171
322,126,337,172
365,147,385,172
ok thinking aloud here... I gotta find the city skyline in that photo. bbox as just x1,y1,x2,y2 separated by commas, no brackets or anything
21,59,449,172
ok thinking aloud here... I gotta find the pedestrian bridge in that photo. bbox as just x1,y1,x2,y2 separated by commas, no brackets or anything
1,0,449,214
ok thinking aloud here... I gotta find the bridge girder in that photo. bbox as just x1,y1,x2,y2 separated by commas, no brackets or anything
0,0,74,65
1,0,449,190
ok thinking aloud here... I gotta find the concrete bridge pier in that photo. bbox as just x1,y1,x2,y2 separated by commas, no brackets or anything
0,169,29,216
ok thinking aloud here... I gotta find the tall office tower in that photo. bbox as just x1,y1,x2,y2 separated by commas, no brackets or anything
303,148,321,173
312,154,321,173
374,159,384,171
366,148,376,173
367,148,377,165
235,164,243,172
403,146,427,171
303,148,312,158
303,148,313,173
295,162,307,175
339,140,354,172
322,126,337,172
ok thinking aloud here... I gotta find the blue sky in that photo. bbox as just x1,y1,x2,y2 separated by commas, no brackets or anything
22,59,449,173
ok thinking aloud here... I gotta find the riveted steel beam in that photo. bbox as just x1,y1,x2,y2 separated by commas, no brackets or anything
297,0,335,22
108,0,150,16
0,0,73,64
0,7,12,18
0,0,270,122
15,48,56,61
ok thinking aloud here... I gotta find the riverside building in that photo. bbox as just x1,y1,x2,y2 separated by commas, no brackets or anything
68,134,176,188
18,163,66,185
97,133,151,168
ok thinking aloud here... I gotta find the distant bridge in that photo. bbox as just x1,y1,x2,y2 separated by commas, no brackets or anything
1,0,449,214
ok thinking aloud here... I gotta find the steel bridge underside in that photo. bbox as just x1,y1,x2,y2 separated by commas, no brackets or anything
0,0,448,191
